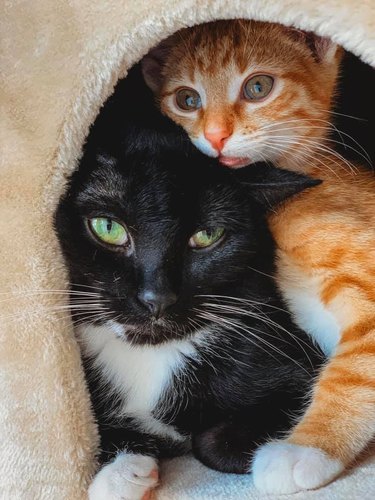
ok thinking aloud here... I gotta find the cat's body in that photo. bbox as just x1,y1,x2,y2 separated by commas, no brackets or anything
55,69,322,500
143,19,375,493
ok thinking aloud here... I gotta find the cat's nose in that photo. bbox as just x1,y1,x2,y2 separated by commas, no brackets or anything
204,128,231,152
137,289,177,318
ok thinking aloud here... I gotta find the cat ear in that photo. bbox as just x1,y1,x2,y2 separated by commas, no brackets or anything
141,37,173,93
237,163,321,210
284,27,338,63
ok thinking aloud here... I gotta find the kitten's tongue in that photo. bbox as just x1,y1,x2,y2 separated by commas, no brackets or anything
219,156,250,168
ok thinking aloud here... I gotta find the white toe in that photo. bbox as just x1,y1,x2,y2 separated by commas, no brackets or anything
252,441,344,494
89,452,158,500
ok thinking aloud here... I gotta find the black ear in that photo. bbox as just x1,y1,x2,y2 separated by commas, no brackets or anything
236,163,321,210
141,36,174,93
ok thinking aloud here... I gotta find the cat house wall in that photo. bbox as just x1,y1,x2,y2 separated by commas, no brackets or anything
1,0,374,498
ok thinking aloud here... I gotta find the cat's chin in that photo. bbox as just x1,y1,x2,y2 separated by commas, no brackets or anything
110,319,193,346
219,156,250,168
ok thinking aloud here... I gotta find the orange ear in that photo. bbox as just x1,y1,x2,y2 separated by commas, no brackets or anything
141,36,174,93
283,27,337,63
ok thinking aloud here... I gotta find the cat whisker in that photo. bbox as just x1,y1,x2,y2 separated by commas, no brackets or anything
259,141,329,176
259,117,350,156
194,308,309,374
196,294,288,313
0,290,104,303
319,107,368,121
70,282,106,291
0,304,110,327
195,294,321,358
266,133,371,167
267,135,363,174
200,302,319,362
245,265,275,280
263,140,345,178
257,117,372,166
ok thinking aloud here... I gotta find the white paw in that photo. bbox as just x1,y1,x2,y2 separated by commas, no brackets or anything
252,442,344,494
88,452,158,500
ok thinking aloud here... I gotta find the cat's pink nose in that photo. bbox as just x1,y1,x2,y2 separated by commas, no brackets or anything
204,128,231,152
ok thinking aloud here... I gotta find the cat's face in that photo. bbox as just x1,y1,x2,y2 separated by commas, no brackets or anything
56,150,315,346
142,20,342,172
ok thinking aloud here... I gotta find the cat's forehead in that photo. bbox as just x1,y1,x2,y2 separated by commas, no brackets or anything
76,152,245,222
162,20,308,91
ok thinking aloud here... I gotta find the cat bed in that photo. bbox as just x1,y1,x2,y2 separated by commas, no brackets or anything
1,1,374,498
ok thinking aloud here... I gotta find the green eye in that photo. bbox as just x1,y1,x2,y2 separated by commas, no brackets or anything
89,218,129,246
175,88,202,111
189,228,225,249
243,75,274,100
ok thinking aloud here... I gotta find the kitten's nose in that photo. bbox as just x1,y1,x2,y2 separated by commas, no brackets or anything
204,128,231,152
137,289,177,318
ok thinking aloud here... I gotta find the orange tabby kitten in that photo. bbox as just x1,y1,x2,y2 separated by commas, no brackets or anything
142,20,375,493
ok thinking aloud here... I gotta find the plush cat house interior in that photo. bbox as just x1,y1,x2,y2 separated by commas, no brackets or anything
1,1,374,498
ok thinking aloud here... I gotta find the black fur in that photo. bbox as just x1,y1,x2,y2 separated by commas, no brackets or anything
55,66,322,474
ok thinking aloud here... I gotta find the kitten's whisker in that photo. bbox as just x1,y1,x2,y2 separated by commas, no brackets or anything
261,142,321,175
259,117,372,166
320,108,367,121
267,133,371,166
268,135,362,174
259,117,348,155
264,140,344,178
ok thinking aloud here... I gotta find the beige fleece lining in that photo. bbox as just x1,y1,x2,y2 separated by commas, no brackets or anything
1,1,374,498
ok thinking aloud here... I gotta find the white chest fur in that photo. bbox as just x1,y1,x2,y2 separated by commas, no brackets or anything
277,258,340,357
77,323,206,440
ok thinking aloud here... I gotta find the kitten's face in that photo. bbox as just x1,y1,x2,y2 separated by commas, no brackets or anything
142,20,342,172
56,151,314,346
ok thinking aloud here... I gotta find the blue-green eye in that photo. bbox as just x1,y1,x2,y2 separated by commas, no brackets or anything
175,88,202,111
244,75,274,100
189,228,225,249
89,218,129,246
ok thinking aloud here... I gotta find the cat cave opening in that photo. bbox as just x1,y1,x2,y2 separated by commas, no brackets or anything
74,19,374,198
54,17,375,498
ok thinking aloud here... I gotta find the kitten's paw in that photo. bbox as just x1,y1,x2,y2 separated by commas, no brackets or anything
252,442,344,494
88,453,158,500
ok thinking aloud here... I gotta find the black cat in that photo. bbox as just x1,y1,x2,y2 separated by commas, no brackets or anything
55,66,322,499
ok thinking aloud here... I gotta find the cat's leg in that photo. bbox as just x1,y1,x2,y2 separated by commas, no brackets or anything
252,322,375,493
192,419,256,473
192,400,302,474
89,427,160,500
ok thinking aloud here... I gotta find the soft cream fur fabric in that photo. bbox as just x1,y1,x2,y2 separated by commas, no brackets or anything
1,1,374,498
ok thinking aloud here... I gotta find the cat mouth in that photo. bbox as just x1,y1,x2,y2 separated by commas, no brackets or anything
218,156,250,168
109,317,197,345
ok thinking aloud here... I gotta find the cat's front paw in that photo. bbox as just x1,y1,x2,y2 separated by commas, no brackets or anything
88,453,158,500
252,442,344,494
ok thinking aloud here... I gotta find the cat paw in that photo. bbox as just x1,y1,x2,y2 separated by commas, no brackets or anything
252,442,344,494
88,453,158,500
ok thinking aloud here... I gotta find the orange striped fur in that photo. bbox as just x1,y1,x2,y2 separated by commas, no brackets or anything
270,160,375,466
143,20,375,492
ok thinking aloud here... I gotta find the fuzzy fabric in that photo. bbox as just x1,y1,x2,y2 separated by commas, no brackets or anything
1,1,374,498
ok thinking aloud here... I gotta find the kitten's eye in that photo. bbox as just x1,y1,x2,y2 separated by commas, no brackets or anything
175,88,202,111
189,228,225,249
89,218,129,246
243,75,274,100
